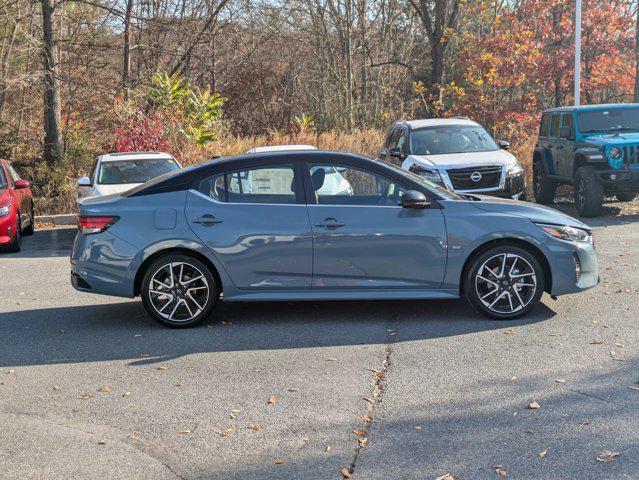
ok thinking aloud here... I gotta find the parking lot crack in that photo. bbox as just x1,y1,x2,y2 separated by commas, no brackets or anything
343,328,394,478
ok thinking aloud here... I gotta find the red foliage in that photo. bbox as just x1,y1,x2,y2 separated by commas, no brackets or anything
106,110,169,153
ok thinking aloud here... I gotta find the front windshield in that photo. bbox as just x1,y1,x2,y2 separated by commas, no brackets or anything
98,158,179,185
380,160,461,200
578,108,639,133
409,125,499,155
0,166,7,190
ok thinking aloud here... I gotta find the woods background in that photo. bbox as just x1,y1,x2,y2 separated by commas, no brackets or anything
0,0,637,213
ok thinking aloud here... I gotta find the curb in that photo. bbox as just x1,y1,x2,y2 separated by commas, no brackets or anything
35,214,77,225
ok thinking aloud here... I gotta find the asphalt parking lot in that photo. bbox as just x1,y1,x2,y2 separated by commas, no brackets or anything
1,202,638,480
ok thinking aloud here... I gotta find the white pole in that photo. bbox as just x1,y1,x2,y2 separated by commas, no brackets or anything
574,0,582,106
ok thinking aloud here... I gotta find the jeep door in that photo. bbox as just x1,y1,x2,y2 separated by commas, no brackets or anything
187,161,313,290
303,159,447,289
555,113,575,177
547,113,563,176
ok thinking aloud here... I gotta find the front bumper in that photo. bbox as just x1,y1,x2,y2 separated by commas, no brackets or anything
547,239,598,296
596,168,639,193
0,212,16,244
439,167,526,199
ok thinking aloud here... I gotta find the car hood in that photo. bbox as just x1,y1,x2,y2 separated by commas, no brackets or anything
583,132,639,146
407,149,516,169
470,195,590,230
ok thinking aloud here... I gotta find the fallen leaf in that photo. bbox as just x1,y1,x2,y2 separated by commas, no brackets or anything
414,425,422,430
248,423,262,431
325,444,331,452
218,428,233,437
274,459,284,465
539,449,547,458
628,386,639,392
156,365,168,371
590,339,605,345
503,328,517,334
341,467,352,478
435,475,454,480
356,416,371,423
597,450,621,462
579,419,590,426
80,392,95,400
176,429,191,435
555,379,566,384
72,404,81,412
528,402,540,409
122,391,131,397
510,376,518,381
96,439,107,445
98,386,110,393
288,387,299,392
327,357,337,362
129,431,138,439
524,428,534,433
352,429,365,436
267,395,277,405
363,397,375,404
7,369,15,374
368,368,381,373
497,469,508,477
358,437,368,447
52,385,60,391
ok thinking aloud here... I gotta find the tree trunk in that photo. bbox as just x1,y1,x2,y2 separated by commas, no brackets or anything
123,0,134,100
41,0,63,164
634,1,639,102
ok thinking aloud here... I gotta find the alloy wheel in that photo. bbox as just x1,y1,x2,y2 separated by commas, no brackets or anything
148,261,210,323
474,253,537,315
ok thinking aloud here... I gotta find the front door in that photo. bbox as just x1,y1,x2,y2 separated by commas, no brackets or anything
303,161,447,289
186,162,313,290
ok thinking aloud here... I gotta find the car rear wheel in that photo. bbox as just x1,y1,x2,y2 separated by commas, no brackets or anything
141,254,218,328
574,166,604,217
615,192,637,202
465,245,545,320
532,161,556,204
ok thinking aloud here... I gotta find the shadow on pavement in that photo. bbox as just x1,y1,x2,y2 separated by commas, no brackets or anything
0,298,555,368
0,227,76,258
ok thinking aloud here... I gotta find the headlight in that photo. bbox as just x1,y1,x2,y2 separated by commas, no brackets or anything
506,161,524,176
606,146,624,168
537,223,592,243
0,203,12,217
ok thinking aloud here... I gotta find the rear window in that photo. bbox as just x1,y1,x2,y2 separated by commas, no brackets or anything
98,158,179,185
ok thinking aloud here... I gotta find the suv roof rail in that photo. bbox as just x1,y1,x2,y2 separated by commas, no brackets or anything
107,151,165,157
449,116,470,120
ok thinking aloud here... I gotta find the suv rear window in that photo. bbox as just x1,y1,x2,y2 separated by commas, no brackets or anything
550,114,560,137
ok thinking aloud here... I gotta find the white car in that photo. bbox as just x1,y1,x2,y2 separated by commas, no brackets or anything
77,152,181,201
380,118,526,199
245,145,352,196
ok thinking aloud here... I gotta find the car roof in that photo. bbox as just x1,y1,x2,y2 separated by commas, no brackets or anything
246,145,317,153
396,118,480,130
100,151,175,162
542,103,639,114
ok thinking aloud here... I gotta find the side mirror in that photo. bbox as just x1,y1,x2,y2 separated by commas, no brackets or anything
77,176,92,187
389,147,403,158
14,179,30,189
498,140,510,150
402,190,430,209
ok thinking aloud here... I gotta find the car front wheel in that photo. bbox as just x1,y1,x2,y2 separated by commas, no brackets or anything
141,254,218,328
465,245,545,320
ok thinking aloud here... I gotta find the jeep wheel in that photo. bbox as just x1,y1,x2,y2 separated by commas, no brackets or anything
574,166,604,217
615,192,637,202
533,161,556,204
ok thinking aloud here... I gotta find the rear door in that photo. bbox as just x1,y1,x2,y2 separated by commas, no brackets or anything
186,161,313,290
303,159,447,289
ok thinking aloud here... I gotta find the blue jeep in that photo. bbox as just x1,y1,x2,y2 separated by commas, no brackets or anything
533,104,639,217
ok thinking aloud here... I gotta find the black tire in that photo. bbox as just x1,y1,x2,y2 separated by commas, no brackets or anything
22,203,35,236
465,245,545,320
8,215,21,252
532,160,556,204
574,166,604,217
141,253,218,328
615,192,637,202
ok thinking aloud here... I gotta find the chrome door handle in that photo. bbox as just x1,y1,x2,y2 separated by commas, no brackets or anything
193,214,222,226
315,217,345,229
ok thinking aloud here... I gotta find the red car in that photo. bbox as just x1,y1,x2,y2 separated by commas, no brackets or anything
0,159,34,252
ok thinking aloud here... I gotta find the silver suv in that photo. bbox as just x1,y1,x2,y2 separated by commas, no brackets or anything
380,118,526,199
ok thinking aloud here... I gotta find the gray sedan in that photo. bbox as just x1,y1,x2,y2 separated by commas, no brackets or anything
71,150,598,327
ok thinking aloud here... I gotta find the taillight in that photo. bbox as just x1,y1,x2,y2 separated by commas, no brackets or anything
77,215,119,235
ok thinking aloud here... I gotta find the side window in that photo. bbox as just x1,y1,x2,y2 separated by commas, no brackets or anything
396,130,406,152
561,113,574,139
539,114,550,137
199,172,226,202
89,159,99,182
550,114,560,138
308,163,406,206
387,128,400,149
227,164,296,204
6,164,21,183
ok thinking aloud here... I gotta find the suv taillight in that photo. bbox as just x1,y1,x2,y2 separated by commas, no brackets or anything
77,215,119,235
